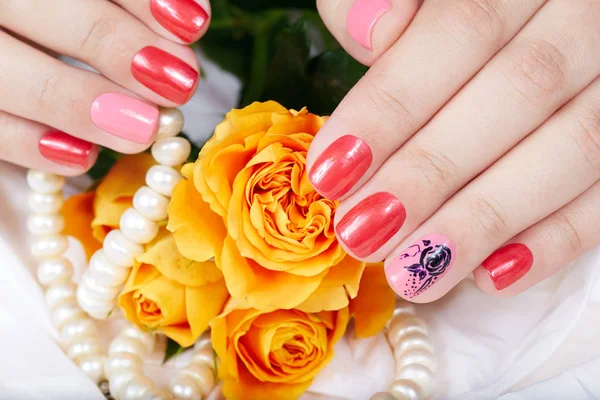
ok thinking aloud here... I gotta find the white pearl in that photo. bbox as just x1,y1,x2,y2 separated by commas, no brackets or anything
180,363,214,396
45,281,76,309
395,365,435,399
394,332,435,357
109,336,147,358
194,336,212,350
37,257,73,286
169,375,202,400
395,348,436,373
133,186,169,222
31,234,68,259
28,213,65,236
370,392,396,400
28,191,63,214
67,336,102,362
388,379,423,400
122,326,156,354
77,354,106,383
103,230,144,268
151,137,191,167
27,170,65,194
146,165,182,197
52,301,86,330
60,319,98,346
76,284,116,319
81,270,120,301
104,353,143,380
157,108,184,139
387,316,428,348
120,208,159,245
141,387,173,400
89,250,130,288
109,371,140,399
122,375,155,400
190,348,214,366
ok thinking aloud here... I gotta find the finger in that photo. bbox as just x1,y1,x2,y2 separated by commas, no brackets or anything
0,32,158,153
317,0,421,65
307,0,546,200
0,110,97,176
334,0,600,261
474,179,600,295
113,0,211,44
384,75,600,302
0,0,200,106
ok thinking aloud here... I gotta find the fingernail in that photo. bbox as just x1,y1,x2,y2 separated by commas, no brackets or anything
386,234,455,299
482,243,533,290
309,135,372,200
90,93,159,143
132,46,199,104
348,0,392,50
151,0,208,43
39,131,95,169
337,192,406,258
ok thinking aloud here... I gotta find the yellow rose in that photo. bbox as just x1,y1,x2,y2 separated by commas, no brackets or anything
168,102,364,310
119,233,229,347
62,153,155,259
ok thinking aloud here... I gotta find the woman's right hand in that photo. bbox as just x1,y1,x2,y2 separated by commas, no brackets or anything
0,0,210,175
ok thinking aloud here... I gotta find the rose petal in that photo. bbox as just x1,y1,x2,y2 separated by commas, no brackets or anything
61,192,100,260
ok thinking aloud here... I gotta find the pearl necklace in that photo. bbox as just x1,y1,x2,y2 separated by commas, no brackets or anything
27,107,436,400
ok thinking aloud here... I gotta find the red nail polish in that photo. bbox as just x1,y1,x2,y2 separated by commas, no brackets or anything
482,243,533,290
131,46,199,104
151,0,208,43
309,135,372,199
337,192,406,258
39,131,95,169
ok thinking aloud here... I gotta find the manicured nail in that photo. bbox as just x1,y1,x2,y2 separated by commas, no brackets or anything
347,0,392,50
151,0,209,43
309,135,372,200
337,192,406,258
386,234,455,299
132,46,199,104
90,93,159,143
39,131,95,169
482,243,533,290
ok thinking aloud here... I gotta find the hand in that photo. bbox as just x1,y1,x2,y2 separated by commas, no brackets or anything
310,0,600,301
0,0,210,175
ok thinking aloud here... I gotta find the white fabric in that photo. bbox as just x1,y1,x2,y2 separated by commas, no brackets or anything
1,51,599,400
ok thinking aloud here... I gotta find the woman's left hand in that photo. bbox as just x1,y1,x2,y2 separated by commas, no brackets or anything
308,0,600,301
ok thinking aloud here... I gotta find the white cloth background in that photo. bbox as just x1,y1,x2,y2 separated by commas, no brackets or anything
0,51,599,400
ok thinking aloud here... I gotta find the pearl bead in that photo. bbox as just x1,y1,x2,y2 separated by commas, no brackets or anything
76,284,116,319
31,234,68,259
45,281,76,309
194,336,212,350
169,375,202,400
81,270,120,301
122,326,156,354
395,348,436,373
60,319,98,346
151,137,191,167
67,336,102,362
109,371,140,399
89,250,130,288
141,387,173,400
103,230,144,268
180,363,214,396
394,332,435,358
395,365,435,399
146,165,182,197
387,316,428,348
28,191,63,214
27,170,65,194
120,208,159,245
77,354,106,383
388,379,423,400
190,348,214,366
37,257,73,286
370,392,396,400
157,108,184,139
28,213,65,236
109,336,147,358
122,375,155,400
52,301,86,330
133,186,169,222
104,353,143,380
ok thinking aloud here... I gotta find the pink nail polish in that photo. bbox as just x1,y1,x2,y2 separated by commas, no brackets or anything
386,234,455,299
90,93,159,144
39,131,95,169
347,0,392,50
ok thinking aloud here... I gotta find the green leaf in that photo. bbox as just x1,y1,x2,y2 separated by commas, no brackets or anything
86,147,122,181
163,338,192,364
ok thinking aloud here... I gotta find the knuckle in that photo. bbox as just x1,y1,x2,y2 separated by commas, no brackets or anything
467,193,508,242
569,104,600,172
408,146,459,199
364,79,417,129
78,15,120,57
552,210,583,256
434,0,506,45
32,74,60,113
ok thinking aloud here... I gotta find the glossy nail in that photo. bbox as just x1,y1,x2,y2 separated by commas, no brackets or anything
309,135,372,200
337,192,406,258
482,243,533,290
132,46,199,104
347,0,392,50
151,0,209,43
386,234,455,299
90,93,159,143
39,131,95,169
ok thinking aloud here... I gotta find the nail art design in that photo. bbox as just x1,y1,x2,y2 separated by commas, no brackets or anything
151,0,209,43
39,131,95,169
347,0,392,50
482,243,533,290
386,234,455,298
